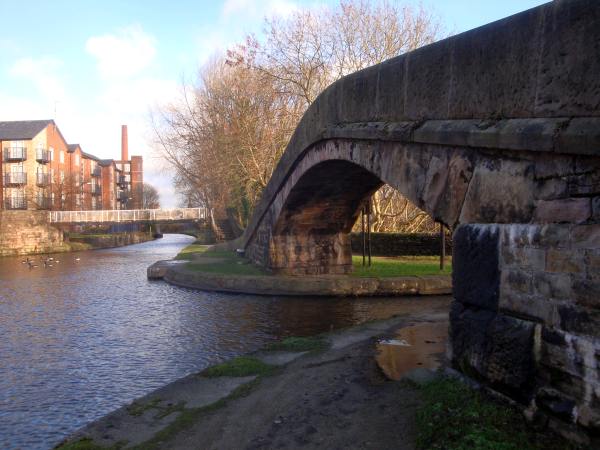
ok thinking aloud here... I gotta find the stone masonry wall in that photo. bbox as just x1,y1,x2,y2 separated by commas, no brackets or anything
450,223,600,445
0,210,68,256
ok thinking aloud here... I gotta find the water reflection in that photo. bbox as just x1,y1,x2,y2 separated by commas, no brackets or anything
375,321,448,380
0,234,450,449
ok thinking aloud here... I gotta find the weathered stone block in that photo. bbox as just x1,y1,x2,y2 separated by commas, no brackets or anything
571,225,600,249
459,158,535,223
533,272,573,300
535,0,600,117
449,301,495,379
534,199,591,224
501,246,546,271
485,315,537,396
546,249,585,273
557,118,600,156
452,225,500,310
501,269,533,295
536,387,577,423
499,293,558,325
572,277,600,310
592,197,600,222
558,303,600,338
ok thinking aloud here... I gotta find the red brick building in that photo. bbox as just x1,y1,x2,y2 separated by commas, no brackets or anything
0,120,143,210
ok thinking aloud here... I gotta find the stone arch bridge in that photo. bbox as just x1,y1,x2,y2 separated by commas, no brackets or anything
240,0,600,442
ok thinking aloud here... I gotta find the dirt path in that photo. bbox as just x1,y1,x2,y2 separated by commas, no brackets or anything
164,311,448,450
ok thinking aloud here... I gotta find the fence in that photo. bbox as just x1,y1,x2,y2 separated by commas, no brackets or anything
48,207,208,223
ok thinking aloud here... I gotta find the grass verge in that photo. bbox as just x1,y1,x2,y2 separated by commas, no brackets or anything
174,243,210,260
416,378,581,450
265,336,329,352
201,356,276,378
351,255,451,277
55,437,125,450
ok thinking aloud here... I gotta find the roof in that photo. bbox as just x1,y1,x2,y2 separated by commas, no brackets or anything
0,120,53,140
67,144,80,153
81,150,99,161
98,159,115,167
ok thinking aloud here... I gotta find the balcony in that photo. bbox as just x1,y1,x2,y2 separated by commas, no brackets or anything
3,147,27,162
4,196,27,210
91,184,102,196
4,172,27,186
36,172,50,187
36,149,50,164
118,191,130,203
35,196,52,210
117,175,128,187
91,166,101,177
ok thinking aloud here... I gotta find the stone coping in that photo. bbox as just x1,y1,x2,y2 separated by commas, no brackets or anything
148,260,451,297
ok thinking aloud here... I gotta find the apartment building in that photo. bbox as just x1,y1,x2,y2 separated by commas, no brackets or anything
0,120,143,211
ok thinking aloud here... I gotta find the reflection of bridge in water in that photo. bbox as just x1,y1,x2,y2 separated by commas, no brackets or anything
48,208,208,224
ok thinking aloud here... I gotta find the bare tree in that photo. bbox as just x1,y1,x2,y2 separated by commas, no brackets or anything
154,0,444,232
142,182,161,209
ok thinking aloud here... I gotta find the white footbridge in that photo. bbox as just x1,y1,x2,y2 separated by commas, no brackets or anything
48,208,207,224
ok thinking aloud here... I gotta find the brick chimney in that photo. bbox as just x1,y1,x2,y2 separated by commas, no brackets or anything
121,125,129,161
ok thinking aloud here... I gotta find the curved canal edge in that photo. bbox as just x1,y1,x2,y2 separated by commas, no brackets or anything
149,258,452,296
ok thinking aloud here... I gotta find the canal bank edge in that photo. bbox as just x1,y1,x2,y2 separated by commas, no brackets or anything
57,310,448,449
148,259,452,297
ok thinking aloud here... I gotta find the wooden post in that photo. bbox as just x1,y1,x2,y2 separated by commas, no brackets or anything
361,207,366,266
367,200,372,267
440,222,445,271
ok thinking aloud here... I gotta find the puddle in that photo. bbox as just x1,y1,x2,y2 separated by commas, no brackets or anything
375,321,448,380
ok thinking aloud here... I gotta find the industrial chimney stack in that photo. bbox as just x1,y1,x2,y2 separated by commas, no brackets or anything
121,125,128,161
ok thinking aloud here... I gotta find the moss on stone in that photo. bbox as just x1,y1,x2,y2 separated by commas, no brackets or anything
201,356,276,378
265,336,329,352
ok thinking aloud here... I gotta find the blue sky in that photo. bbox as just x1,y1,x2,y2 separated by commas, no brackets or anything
0,0,548,207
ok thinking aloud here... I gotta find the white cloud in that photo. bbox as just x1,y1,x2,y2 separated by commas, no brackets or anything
9,56,66,102
85,24,156,79
222,0,299,19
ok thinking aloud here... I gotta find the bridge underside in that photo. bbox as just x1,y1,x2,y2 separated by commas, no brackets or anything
247,138,600,276
239,0,600,442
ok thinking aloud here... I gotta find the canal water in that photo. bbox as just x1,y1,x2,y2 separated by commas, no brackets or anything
0,234,450,449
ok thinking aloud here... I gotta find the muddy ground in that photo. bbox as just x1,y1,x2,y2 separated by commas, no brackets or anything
163,311,448,449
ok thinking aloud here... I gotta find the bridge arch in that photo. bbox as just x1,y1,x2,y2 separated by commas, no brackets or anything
238,1,600,439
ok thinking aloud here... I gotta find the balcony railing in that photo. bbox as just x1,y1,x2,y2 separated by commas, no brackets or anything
3,147,27,161
35,196,52,210
4,172,27,185
118,191,130,203
4,196,27,210
36,172,50,186
91,184,102,196
91,166,101,177
36,149,50,164
117,175,128,187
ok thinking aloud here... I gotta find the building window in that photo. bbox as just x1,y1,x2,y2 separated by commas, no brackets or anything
59,151,64,164
75,154,80,166
60,170,65,182
49,147,54,162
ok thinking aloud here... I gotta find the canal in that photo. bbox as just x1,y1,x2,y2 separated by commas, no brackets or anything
0,234,449,449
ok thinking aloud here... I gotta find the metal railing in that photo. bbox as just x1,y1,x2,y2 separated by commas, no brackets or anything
35,196,52,210
3,147,27,161
48,207,208,223
36,149,50,163
4,196,27,209
36,172,50,186
4,172,27,185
